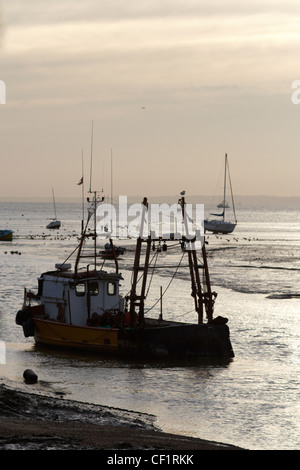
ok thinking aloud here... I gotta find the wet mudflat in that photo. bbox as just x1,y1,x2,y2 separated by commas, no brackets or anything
0,384,243,450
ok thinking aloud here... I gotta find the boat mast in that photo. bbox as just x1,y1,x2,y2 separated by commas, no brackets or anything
129,198,149,326
88,121,97,269
223,153,227,222
81,149,85,234
52,188,57,220
181,196,215,322
128,197,215,326
74,121,102,274
89,121,93,194
201,242,214,323
180,196,204,324
110,148,113,234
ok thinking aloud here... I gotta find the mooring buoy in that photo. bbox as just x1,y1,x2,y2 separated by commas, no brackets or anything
23,369,38,384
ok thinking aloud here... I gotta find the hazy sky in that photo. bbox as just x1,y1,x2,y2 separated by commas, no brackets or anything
0,0,300,200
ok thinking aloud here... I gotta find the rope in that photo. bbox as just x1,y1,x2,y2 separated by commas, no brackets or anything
107,246,183,312
176,307,196,319
145,250,186,315
145,250,159,298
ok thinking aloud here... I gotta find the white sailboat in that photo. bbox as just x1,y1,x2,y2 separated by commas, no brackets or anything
46,188,61,229
204,154,237,234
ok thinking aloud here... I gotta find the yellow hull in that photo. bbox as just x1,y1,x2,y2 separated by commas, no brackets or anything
18,316,234,358
33,318,118,353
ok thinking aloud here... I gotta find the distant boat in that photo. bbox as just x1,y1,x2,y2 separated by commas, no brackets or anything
204,154,237,234
99,242,126,259
217,201,230,209
46,188,61,229
0,229,13,241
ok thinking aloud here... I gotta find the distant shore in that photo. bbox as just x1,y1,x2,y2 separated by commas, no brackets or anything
0,384,244,450
1,194,300,206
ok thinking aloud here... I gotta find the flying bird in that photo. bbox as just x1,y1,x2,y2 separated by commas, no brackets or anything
180,190,186,195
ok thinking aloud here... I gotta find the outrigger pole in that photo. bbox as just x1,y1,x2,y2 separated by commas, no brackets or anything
128,197,216,326
180,196,215,324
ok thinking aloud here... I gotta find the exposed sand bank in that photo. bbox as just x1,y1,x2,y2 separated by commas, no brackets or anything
0,384,244,450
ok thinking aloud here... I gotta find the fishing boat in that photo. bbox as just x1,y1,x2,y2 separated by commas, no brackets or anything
46,188,61,229
0,229,13,241
204,153,237,234
16,194,234,359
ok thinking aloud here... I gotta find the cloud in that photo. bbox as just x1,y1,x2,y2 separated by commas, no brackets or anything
4,9,297,108
5,0,300,24
0,1,5,46
1,0,300,198
4,1,298,110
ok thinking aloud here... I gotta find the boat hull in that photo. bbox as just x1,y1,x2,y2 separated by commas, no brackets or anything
32,318,118,353
118,322,234,358
0,230,13,241
46,221,61,229
27,317,234,358
204,220,236,234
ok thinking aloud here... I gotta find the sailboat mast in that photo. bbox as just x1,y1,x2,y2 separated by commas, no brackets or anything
80,150,85,234
52,188,57,219
223,153,227,221
93,191,97,269
111,148,113,205
110,149,113,233
89,121,93,194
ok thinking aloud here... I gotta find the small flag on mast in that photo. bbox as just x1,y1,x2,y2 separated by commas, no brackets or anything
77,177,83,185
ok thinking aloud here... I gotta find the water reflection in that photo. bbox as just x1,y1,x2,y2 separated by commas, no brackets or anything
32,343,234,370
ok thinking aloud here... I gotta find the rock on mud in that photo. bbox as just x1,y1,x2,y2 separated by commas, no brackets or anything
23,369,38,384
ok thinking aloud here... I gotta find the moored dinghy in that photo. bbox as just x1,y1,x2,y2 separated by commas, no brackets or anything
0,230,13,241
16,194,234,359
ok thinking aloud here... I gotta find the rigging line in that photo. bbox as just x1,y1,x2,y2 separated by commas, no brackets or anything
210,159,224,205
130,247,159,286
145,250,159,298
53,242,81,277
176,308,195,318
159,241,189,250
53,224,92,279
110,249,160,312
109,252,158,311
148,263,203,269
227,158,237,223
145,250,186,315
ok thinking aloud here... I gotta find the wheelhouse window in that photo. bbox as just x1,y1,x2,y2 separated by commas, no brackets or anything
38,279,44,296
75,282,86,296
107,281,116,296
88,282,99,296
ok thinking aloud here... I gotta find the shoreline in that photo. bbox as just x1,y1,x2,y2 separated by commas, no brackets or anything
0,384,244,450
0,416,244,451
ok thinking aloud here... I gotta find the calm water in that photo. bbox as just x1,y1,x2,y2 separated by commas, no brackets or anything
0,199,300,450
